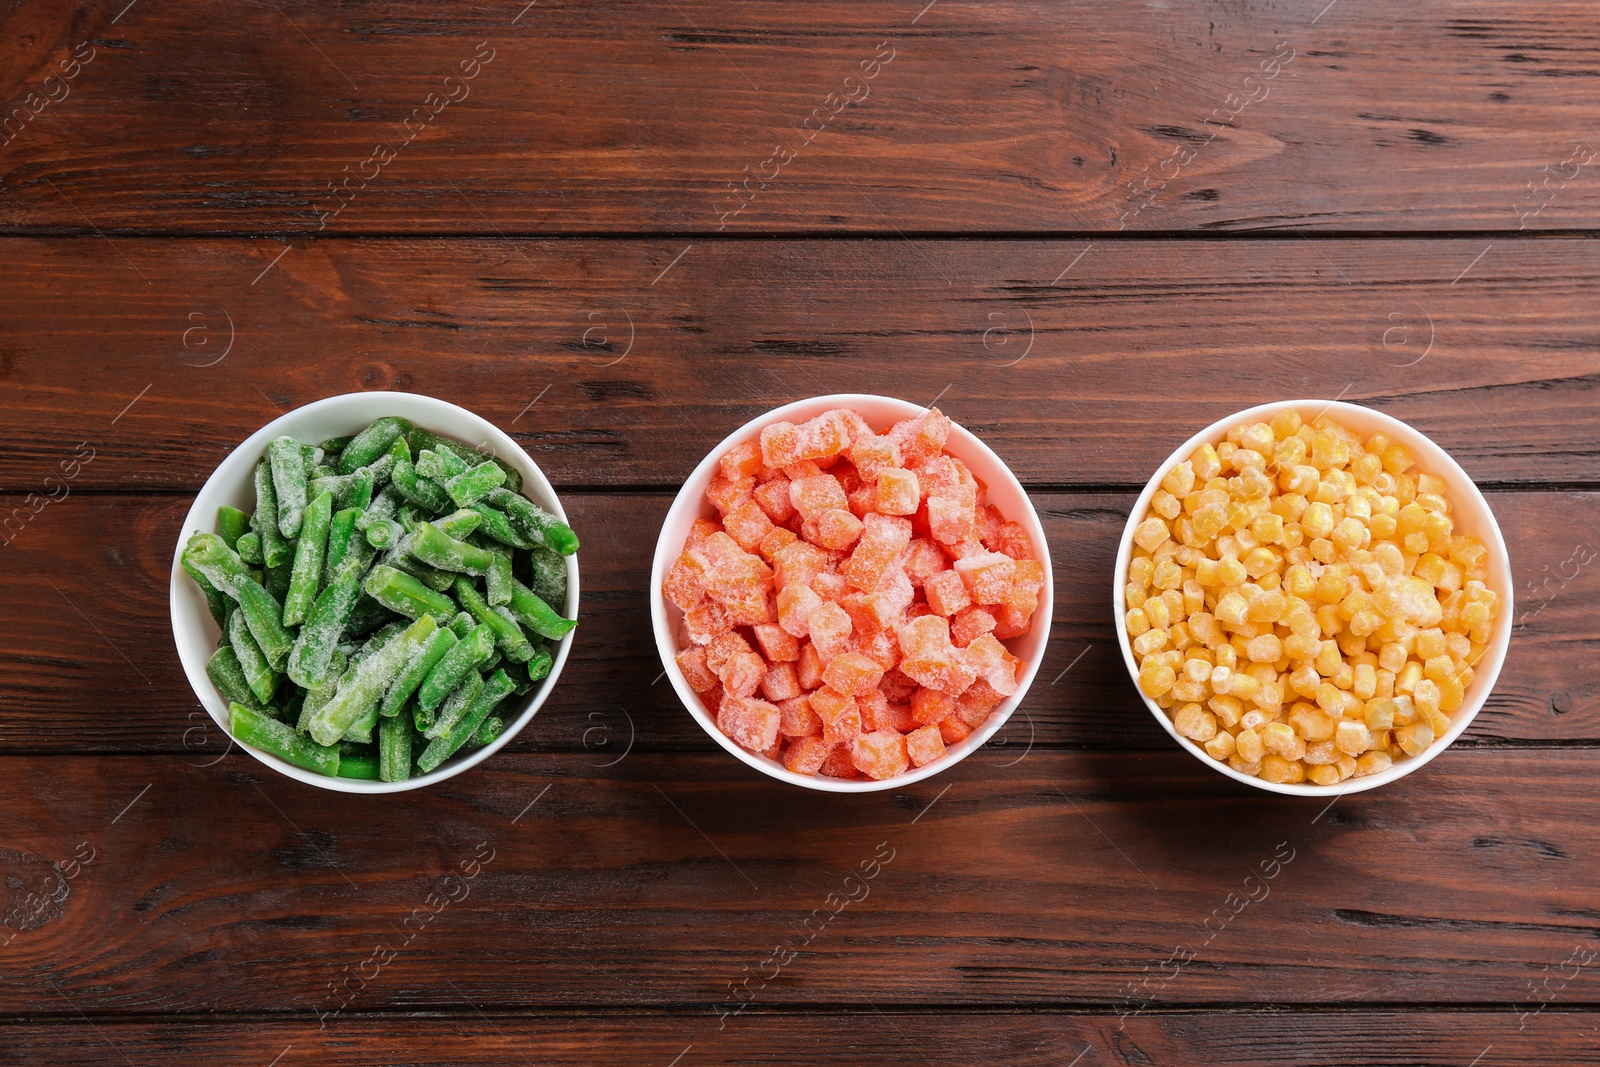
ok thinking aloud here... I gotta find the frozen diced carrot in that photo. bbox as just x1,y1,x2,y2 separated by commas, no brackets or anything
1001,558,1046,615
683,601,729,645
938,713,973,745
888,408,951,466
760,421,805,468
797,641,825,689
822,651,886,698
840,514,913,592
812,686,863,746
772,539,828,590
850,434,902,481
762,661,803,702
721,440,764,481
954,551,1018,604
847,480,877,519
837,408,874,444
943,537,991,562
811,570,849,600
920,454,978,507
854,629,900,671
991,604,1033,640
663,551,707,611
851,730,910,780
911,686,956,727
782,459,824,481
752,623,800,662
876,468,920,515
778,695,821,738
753,476,797,523
676,647,719,693
807,508,865,551
707,469,755,514
783,734,831,775
900,648,979,697
685,518,721,549
955,679,1006,726
808,601,854,662
978,504,1007,546
718,695,780,752
798,410,854,460
722,498,776,552
777,582,824,638
950,606,998,647
879,667,918,704
897,615,952,660
756,525,799,563
724,591,775,627
719,650,767,698
927,495,976,546
961,634,1021,696
902,539,947,587
818,743,859,779
789,474,847,522
703,553,773,605
923,569,972,617
705,630,753,673
905,725,946,767
857,688,891,732
992,520,1035,560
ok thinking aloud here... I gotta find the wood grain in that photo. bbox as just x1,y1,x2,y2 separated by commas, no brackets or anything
3,750,1595,1014
3,1012,1591,1066
2,1,1600,234
2,489,1593,754
1,237,1597,491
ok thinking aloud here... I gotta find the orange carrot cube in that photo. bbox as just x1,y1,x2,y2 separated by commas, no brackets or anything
796,641,825,689
756,525,799,563
950,606,997,647
808,601,854,662
857,688,891,732
889,408,951,466
762,661,803,702
798,410,854,460
927,495,976,545
850,434,902,480
879,668,918,704
753,476,797,523
991,604,1033,640
789,474,848,522
722,499,775,553
760,421,806,468
772,540,829,590
954,551,1018,605
896,615,952,660
818,743,859,779
923,569,972,617
851,730,910,780
682,601,729,645
807,508,865,551
938,713,973,745
685,518,721,549
776,582,824,638
721,440,764,481
718,650,767,699
783,734,831,775
718,695,780,752
706,470,755,514
676,647,719,693
876,468,921,515
854,630,900,671
778,695,821,738
752,623,800,662
902,539,947,587
822,651,886,698
911,686,956,727
905,725,946,767
663,551,707,611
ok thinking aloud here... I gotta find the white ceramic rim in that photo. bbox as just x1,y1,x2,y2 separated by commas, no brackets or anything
169,390,580,792
1113,399,1514,796
650,393,1055,792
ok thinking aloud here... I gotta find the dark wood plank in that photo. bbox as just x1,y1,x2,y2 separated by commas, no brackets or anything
1,237,1597,491
5,1012,1594,1066
1,489,1592,753
3,1,1600,233
3,750,1594,1013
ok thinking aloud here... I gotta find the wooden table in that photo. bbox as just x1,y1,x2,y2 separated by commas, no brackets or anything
3,1,1598,1063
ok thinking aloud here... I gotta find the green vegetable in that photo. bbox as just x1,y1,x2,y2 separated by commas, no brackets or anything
207,645,262,710
307,615,436,747
364,564,456,620
324,507,363,576
428,671,484,740
526,643,553,683
409,522,492,576
391,457,452,513
381,626,458,718
236,575,295,671
232,703,339,775
407,427,521,494
253,458,291,568
235,531,265,565
183,557,231,628
364,518,398,549
507,578,577,640
445,460,506,508
454,576,533,662
487,487,578,556
339,416,412,474
470,716,505,748
283,490,333,627
217,506,252,549
268,436,308,538
337,754,380,780
379,714,412,782
416,622,496,712
227,610,279,703
417,669,516,773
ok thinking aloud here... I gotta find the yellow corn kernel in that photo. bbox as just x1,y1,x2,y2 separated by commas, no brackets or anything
1245,634,1282,664
1243,546,1280,579
1315,604,1343,637
1306,762,1341,786
1314,640,1343,677
1210,663,1234,694
1152,559,1182,591
1377,642,1408,673
1125,608,1151,638
1229,672,1263,702
1438,676,1465,713
1303,739,1338,765
1235,727,1265,762
1129,556,1155,587
1209,695,1245,729
1364,698,1396,732
1391,694,1416,726
1173,703,1218,742
1370,513,1398,540
1348,610,1383,638
1381,443,1415,474
1260,754,1306,784
1182,579,1205,616
1395,660,1423,695
1215,644,1237,670
1246,590,1287,624
1188,612,1221,646
1461,601,1490,632
1355,750,1393,777
1192,505,1228,542
1302,502,1336,539
1262,721,1306,759
1314,572,1349,604
1216,557,1247,587
1144,596,1172,630
1134,516,1170,552
1413,678,1442,715
1162,461,1197,496
1138,659,1176,697
1351,451,1382,486
1215,593,1248,627
1270,408,1303,440
1331,517,1366,553
1335,720,1373,756
1204,730,1237,761
1353,663,1377,701
1365,431,1390,455
1290,704,1338,742
1252,513,1285,545
1395,720,1434,757
1132,629,1169,657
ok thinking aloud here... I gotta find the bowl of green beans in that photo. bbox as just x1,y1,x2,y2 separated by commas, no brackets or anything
169,391,581,792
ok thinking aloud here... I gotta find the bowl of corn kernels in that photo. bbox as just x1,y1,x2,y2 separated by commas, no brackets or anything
1115,399,1513,795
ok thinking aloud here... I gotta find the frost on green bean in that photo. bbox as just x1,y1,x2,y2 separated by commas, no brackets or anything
232,703,339,776
417,669,517,773
237,575,295,671
417,621,496,712
381,626,458,719
379,713,412,783
409,522,492,576
453,576,533,663
486,487,578,556
184,532,251,599
253,458,291,568
415,447,467,482
445,460,506,508
283,490,333,627
428,671,484,740
207,645,263,710
228,608,279,704
525,544,568,609
507,578,577,640
268,436,308,539
307,615,435,747
364,564,456,620
339,416,412,474
288,550,367,690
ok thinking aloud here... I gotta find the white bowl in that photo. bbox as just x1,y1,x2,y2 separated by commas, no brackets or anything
169,391,580,792
1114,399,1513,796
650,394,1054,792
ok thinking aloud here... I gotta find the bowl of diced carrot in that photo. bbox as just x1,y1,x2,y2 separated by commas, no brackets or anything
1115,399,1513,796
651,394,1053,792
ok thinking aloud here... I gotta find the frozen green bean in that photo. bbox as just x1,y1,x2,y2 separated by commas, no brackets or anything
339,416,412,474
337,754,380,780
428,670,484,740
415,447,467,482
232,703,340,775
253,458,291,568
183,532,251,599
283,490,333,627
445,460,505,507
308,615,435,746
485,541,514,606
486,487,578,556
525,544,568,608
470,716,505,748
228,609,278,704
217,505,251,549
469,502,535,550
381,626,458,718
507,578,577,640
324,506,363,576
207,645,262,710
408,522,492,575
526,643,553,683
364,564,456,620
237,575,295,671
364,518,398,549
288,552,366,689
407,427,521,493
268,436,308,538
391,457,452,513
416,621,496,712
235,531,264,565
379,713,412,782
454,577,533,662
183,557,231,628
417,669,516,772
